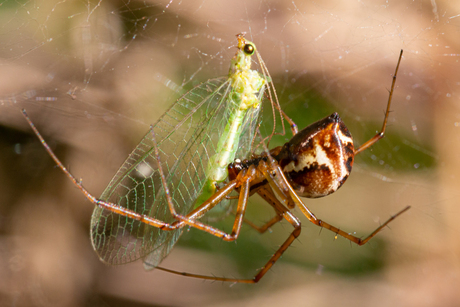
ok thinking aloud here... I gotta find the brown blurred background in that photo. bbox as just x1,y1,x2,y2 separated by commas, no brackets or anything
0,0,459,306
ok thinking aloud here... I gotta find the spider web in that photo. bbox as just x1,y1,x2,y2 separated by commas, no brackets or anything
0,0,459,306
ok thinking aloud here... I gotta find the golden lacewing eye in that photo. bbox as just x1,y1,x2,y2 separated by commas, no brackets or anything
243,43,255,55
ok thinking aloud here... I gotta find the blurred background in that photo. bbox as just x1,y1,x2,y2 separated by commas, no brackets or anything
0,0,458,306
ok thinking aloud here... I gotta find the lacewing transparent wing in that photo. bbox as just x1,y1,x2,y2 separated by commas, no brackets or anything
91,35,269,269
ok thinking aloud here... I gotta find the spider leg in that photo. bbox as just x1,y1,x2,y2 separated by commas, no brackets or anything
242,161,303,282
234,186,285,233
161,166,252,242
259,152,410,245
22,109,178,231
285,170,409,245
294,197,409,246
156,192,301,284
241,214,283,234
355,49,403,154
250,210,301,282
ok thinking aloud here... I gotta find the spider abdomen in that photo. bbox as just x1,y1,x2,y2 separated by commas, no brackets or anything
275,113,354,198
